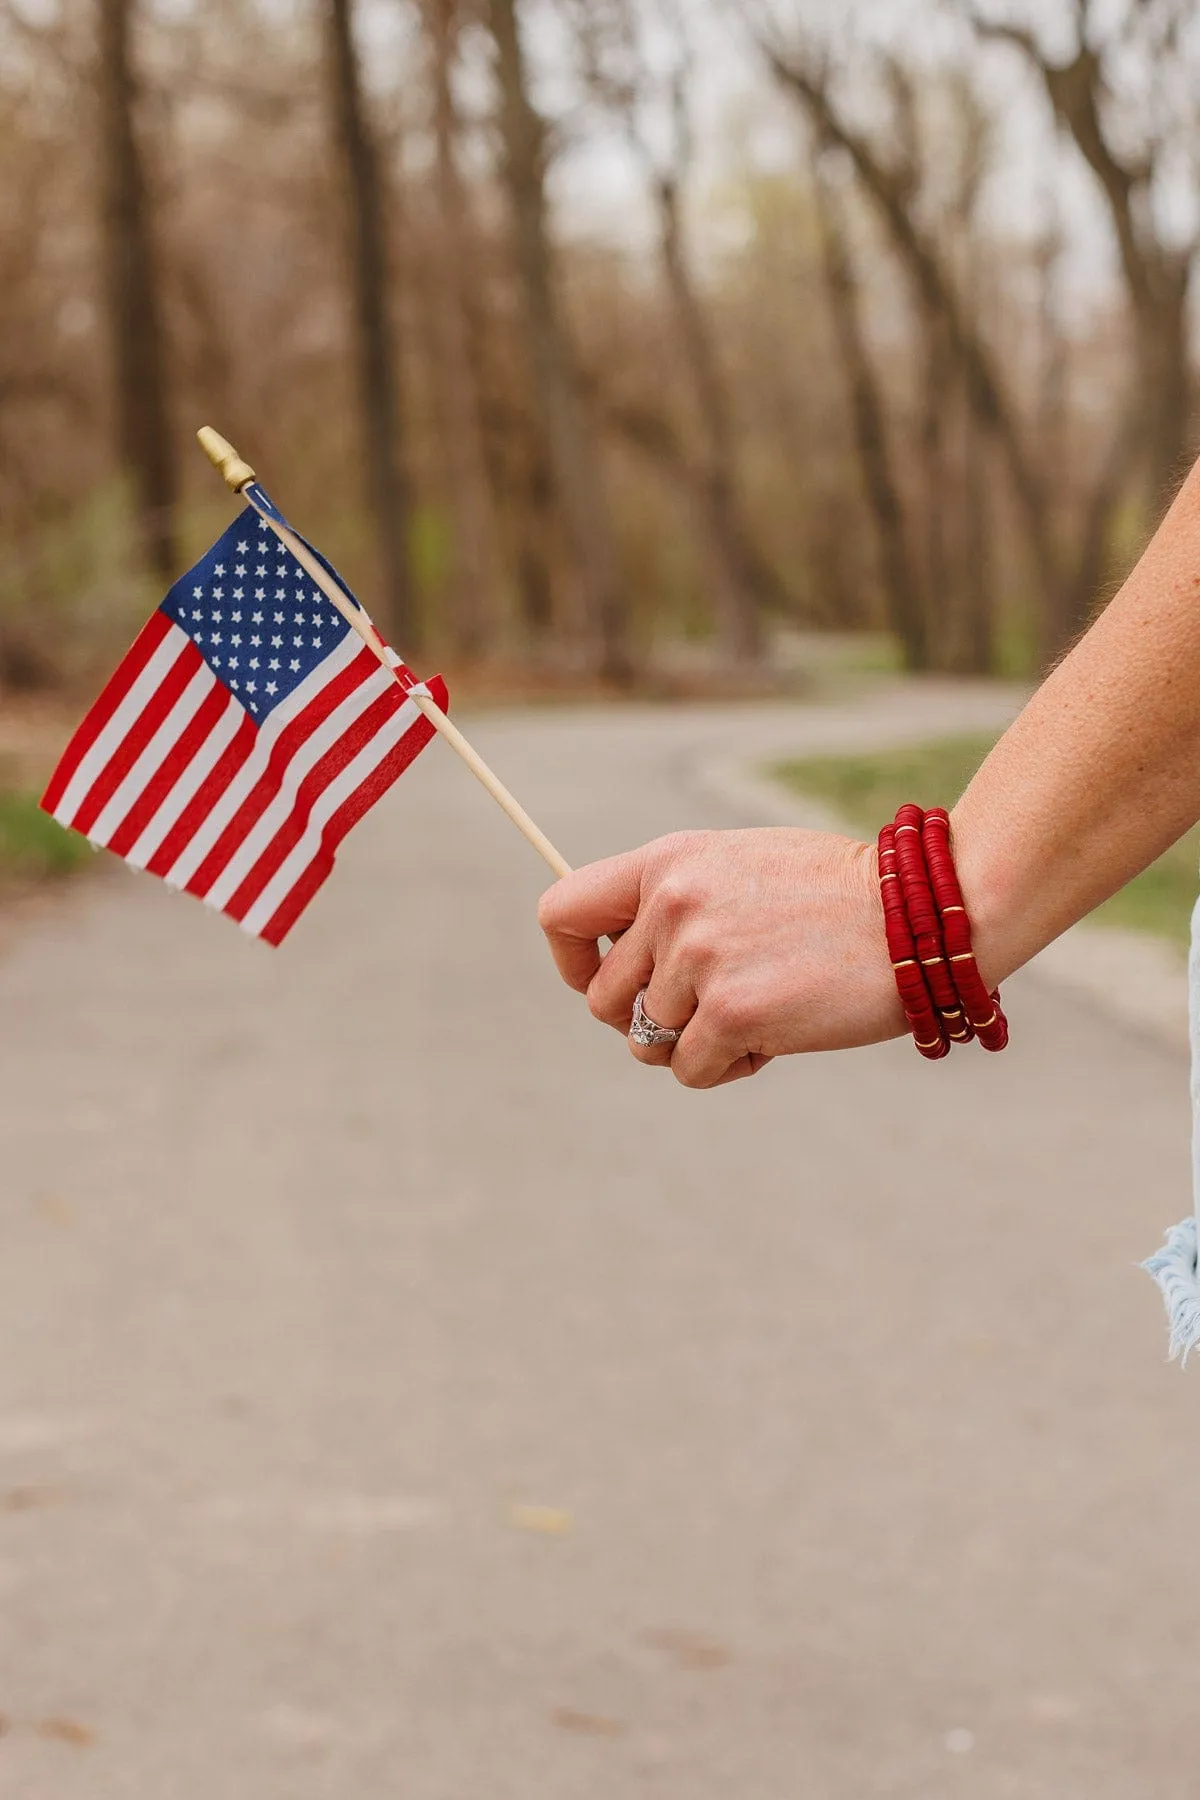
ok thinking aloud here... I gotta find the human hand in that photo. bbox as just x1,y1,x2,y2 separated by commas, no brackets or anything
538,828,907,1088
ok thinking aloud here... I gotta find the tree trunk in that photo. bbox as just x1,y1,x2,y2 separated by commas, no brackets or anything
325,0,417,650
486,0,633,684
1138,264,1193,518
97,0,176,584
424,0,506,662
813,166,928,672
655,173,764,665
918,302,951,667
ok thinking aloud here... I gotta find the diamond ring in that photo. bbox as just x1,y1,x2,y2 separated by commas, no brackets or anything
629,988,682,1049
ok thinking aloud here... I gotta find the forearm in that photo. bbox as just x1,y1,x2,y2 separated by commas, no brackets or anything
954,454,1200,985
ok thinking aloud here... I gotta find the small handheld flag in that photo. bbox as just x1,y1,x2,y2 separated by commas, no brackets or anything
41,430,576,946
42,496,447,945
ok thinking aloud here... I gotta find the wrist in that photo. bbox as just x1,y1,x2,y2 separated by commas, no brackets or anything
947,803,1033,991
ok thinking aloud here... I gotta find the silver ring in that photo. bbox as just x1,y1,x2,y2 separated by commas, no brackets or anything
630,988,682,1049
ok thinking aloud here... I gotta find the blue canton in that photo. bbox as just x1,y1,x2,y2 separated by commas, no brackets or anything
161,505,354,722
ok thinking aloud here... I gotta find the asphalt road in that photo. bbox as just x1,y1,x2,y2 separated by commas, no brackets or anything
1,690,1198,1800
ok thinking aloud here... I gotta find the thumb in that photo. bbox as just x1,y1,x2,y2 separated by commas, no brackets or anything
538,848,645,992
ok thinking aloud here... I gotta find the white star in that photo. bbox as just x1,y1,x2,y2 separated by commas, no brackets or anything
293,635,304,646
249,658,260,670
231,612,242,624
192,585,203,598
212,612,222,623
269,658,280,671
266,681,278,696
275,588,286,600
251,634,261,647
231,635,242,647
194,631,204,642
233,588,243,601
211,632,222,646
246,680,257,693
250,701,259,713
273,612,284,625
289,658,300,672
271,636,282,648
234,567,245,578
229,657,239,670
276,564,287,576
212,655,222,667
212,588,223,601
252,612,263,625
294,614,305,627
311,638,322,649
236,541,248,553
255,588,265,602
214,564,225,577
190,609,202,621
256,565,266,577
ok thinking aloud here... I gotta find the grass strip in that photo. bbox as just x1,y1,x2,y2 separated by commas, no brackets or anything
772,733,1199,950
0,791,92,885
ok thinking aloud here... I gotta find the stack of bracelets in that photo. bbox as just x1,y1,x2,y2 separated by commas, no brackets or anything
878,803,1009,1061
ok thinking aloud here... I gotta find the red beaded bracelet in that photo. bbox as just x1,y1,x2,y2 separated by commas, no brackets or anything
878,805,1009,1060
877,823,949,1060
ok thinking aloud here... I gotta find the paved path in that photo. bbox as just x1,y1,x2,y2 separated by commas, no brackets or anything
1,688,1198,1799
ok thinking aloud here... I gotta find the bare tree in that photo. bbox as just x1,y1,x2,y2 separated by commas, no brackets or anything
969,0,1197,518
486,0,633,684
810,151,928,671
420,0,507,662
98,0,177,583
758,31,1138,659
325,0,417,649
568,0,770,665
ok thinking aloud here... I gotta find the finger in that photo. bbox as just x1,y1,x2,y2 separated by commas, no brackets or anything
629,959,698,1068
538,849,645,993
585,918,655,1032
666,999,753,1090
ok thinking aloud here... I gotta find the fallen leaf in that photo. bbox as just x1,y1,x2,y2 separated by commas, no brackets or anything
552,1708,625,1739
0,1486,62,1514
510,1503,572,1536
36,1718,94,1748
640,1627,731,1671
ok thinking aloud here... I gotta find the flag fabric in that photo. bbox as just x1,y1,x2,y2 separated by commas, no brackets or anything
41,497,446,946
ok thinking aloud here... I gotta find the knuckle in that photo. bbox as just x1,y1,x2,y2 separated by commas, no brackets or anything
650,875,693,925
586,980,617,1025
537,886,564,933
672,1057,713,1091
705,983,750,1037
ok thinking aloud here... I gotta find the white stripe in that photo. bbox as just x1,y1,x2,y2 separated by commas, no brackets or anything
201,667,395,911
240,697,422,937
161,633,366,892
87,663,219,847
52,629,191,825
125,695,243,870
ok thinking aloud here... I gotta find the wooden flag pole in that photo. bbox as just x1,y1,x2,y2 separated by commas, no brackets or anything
196,428,573,882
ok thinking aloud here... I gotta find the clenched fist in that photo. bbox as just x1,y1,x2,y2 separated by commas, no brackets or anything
538,828,908,1088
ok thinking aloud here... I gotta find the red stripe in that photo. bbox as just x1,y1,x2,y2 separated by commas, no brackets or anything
258,674,447,945
70,642,203,838
146,713,257,879
259,852,335,947
222,686,403,922
41,610,174,815
184,647,379,900
105,683,231,858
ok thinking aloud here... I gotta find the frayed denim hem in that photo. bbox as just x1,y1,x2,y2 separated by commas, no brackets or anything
1143,1217,1200,1365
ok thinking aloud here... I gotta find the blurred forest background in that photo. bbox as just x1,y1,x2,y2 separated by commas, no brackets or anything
1,0,1198,698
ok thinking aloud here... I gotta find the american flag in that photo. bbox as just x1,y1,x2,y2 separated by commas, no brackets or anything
41,495,446,945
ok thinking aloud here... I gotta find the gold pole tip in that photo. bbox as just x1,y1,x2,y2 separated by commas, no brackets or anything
197,426,255,492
